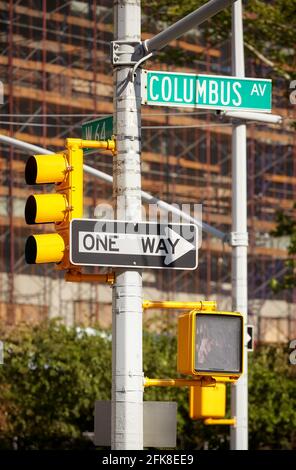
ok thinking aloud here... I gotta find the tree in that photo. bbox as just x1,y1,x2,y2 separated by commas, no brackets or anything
142,0,296,80
248,345,296,449
0,321,112,449
270,203,296,293
0,321,295,449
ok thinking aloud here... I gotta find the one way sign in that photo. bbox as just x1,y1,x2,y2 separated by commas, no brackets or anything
70,219,198,270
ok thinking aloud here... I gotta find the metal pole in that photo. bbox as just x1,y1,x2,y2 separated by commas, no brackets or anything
222,111,282,124
143,0,236,53
230,0,248,450
112,0,143,450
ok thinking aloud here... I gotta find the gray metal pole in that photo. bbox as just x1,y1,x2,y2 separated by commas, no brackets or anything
230,0,248,450
144,0,235,53
112,0,143,450
221,111,282,124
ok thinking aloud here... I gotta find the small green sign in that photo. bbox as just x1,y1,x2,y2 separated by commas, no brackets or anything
142,70,272,112
82,116,113,154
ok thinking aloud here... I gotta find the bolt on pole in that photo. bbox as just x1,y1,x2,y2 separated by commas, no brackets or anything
230,0,248,450
112,0,143,450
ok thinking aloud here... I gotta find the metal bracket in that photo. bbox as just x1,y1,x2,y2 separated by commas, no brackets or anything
65,270,115,284
204,418,236,426
111,40,143,66
228,231,249,247
216,110,283,125
131,51,155,82
216,110,243,127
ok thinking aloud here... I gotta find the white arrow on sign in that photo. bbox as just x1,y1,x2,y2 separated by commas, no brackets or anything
78,227,195,266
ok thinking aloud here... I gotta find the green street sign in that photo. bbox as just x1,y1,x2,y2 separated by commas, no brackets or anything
142,70,272,112
82,115,113,154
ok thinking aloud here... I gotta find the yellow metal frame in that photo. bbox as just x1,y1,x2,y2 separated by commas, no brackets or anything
177,309,244,379
65,270,115,284
204,418,236,426
80,139,116,153
144,375,237,387
58,138,115,270
54,138,84,269
143,300,217,311
144,376,214,388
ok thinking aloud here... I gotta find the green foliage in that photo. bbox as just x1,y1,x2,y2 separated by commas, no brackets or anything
0,320,112,449
142,0,296,79
248,345,296,449
270,203,296,292
0,321,295,449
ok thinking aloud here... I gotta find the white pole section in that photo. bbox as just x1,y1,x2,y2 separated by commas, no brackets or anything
112,0,143,450
230,0,248,450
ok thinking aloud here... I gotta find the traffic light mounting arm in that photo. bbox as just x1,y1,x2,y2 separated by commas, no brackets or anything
143,300,217,311
204,418,236,426
144,376,237,388
80,139,116,152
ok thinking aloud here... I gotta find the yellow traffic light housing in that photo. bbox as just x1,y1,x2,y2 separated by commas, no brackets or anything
189,382,226,420
25,153,68,185
24,138,83,269
177,310,243,379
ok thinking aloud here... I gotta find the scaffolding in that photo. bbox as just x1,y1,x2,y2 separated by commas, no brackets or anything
0,0,295,342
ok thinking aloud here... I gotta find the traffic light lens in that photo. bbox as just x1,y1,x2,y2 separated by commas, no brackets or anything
25,235,37,264
195,314,242,374
25,156,37,184
25,195,37,224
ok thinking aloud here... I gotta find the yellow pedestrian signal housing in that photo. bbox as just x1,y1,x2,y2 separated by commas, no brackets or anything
24,138,83,269
189,382,226,419
177,310,243,379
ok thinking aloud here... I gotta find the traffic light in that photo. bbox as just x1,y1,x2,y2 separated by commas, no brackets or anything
189,382,226,420
24,138,83,270
177,310,243,379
